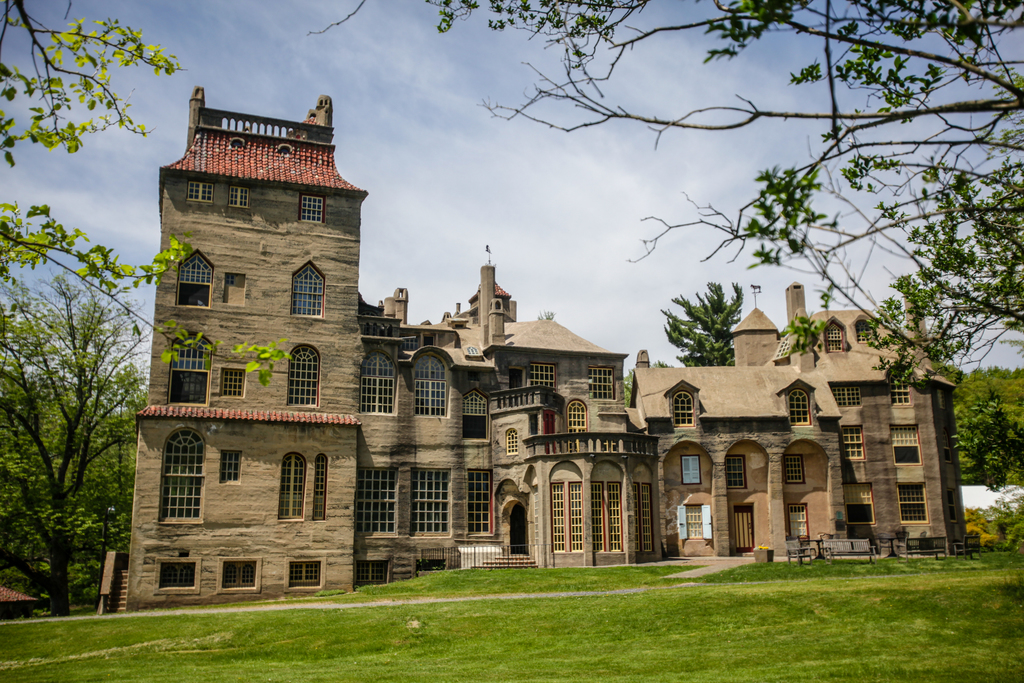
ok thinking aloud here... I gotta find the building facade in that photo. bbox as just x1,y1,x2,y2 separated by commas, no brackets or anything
126,91,963,611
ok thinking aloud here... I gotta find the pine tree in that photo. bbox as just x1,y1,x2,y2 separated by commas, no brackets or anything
662,283,743,367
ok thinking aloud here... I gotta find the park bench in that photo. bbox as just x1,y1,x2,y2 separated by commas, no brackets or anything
951,534,981,560
786,540,815,565
821,538,877,564
902,536,947,560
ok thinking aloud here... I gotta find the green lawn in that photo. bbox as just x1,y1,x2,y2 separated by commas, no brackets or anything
697,551,1024,583
2,564,1022,682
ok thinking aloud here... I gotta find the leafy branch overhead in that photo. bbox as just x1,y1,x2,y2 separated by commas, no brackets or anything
416,0,1024,379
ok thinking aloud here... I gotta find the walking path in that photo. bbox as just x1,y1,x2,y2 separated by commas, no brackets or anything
4,558,755,625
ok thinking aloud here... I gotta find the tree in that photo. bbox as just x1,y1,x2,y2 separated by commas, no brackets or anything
951,367,1024,487
663,282,743,367
0,277,146,616
537,310,556,320
325,0,1024,379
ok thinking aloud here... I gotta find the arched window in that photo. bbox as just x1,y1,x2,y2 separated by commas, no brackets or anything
288,346,319,406
855,320,871,343
169,337,212,405
291,264,324,317
788,389,810,425
567,401,587,433
312,454,327,521
506,428,519,455
279,454,305,519
360,352,394,413
414,355,446,416
673,391,694,427
176,253,212,307
462,390,488,439
160,430,205,520
825,323,844,352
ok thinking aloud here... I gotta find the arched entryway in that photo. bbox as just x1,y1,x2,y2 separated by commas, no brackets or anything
510,503,527,552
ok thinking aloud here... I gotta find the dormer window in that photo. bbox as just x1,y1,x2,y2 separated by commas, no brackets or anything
855,320,871,342
673,391,694,427
229,138,246,149
277,144,292,156
788,389,810,425
825,324,844,352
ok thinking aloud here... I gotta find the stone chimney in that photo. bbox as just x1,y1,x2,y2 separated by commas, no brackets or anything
636,350,650,369
307,95,333,127
480,265,495,346
393,288,409,325
786,282,807,323
489,299,506,346
187,86,205,151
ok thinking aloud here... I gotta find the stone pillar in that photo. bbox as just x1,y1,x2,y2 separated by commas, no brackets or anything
710,459,731,556
826,443,846,538
767,451,788,552
622,455,635,563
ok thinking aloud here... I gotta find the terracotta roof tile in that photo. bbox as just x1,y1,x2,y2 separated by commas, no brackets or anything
138,405,360,426
469,283,511,304
164,129,363,192
0,586,37,602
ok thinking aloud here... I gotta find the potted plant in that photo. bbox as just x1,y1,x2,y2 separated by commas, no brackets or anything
753,545,774,563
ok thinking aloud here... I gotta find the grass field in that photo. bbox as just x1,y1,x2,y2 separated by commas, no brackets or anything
2,559,1022,682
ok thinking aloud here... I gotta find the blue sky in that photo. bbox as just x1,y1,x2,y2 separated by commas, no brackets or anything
4,0,1021,369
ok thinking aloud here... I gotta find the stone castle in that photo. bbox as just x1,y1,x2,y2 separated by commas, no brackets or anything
121,90,963,610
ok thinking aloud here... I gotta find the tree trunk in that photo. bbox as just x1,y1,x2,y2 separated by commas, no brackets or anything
47,542,71,617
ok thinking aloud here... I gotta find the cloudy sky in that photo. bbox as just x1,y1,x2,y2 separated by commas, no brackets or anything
5,0,1021,370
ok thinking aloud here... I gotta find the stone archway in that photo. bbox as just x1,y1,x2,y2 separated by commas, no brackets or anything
509,504,527,551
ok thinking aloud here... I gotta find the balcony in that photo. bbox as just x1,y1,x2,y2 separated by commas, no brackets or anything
522,432,659,458
490,386,563,415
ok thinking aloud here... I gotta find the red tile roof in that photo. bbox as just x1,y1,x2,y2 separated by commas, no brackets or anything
138,405,360,426
164,129,363,192
0,586,37,603
469,283,512,304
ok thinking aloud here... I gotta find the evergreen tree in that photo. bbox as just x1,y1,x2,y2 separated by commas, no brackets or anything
662,283,743,367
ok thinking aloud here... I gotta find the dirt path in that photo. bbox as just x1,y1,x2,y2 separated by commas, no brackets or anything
6,559,755,625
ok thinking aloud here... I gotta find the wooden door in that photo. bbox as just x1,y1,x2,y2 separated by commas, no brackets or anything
542,410,556,435
732,505,754,553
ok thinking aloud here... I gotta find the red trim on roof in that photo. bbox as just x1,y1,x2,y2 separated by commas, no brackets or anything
138,405,360,426
469,283,512,304
0,586,37,602
163,129,363,192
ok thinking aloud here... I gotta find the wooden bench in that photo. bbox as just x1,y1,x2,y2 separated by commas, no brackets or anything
786,540,815,565
951,534,981,560
822,539,877,564
903,536,947,560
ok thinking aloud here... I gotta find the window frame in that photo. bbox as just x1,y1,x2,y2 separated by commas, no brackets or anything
588,367,614,400
360,352,395,414
414,355,447,417
462,390,489,440
411,469,450,534
168,336,212,406
312,454,328,521
832,385,861,407
673,391,695,427
529,362,556,388
287,345,320,407
788,389,811,426
855,319,871,343
505,428,519,456
784,454,805,484
824,323,844,352
278,453,306,520
680,454,701,485
467,470,492,534
291,263,325,317
299,193,326,223
633,482,654,553
890,382,912,405
175,252,214,308
228,185,249,208
725,455,746,489
156,559,201,594
897,483,929,524
566,400,588,433
788,503,809,539
286,560,323,590
217,558,261,593
160,430,205,521
355,561,390,586
842,426,865,460
943,429,952,463
891,425,922,466
684,505,704,540
220,367,245,398
946,488,957,522
186,180,214,203
844,483,876,525
355,469,396,534
219,450,240,484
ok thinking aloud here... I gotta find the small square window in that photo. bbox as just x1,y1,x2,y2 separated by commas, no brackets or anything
890,382,911,405
222,560,256,588
355,561,389,586
220,451,240,483
228,186,249,207
832,386,861,407
288,561,321,588
300,195,324,223
529,363,555,388
187,181,214,203
422,334,435,347
223,273,245,305
588,367,614,400
159,562,196,588
221,368,245,397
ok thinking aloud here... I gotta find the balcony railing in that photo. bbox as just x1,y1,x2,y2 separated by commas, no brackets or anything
490,386,562,414
418,544,556,571
522,432,659,457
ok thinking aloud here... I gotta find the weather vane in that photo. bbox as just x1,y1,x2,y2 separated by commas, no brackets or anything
751,284,761,308
486,245,492,265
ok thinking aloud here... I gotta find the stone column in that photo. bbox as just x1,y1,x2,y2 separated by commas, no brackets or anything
826,444,846,538
767,451,787,552
710,459,731,556
622,455,635,563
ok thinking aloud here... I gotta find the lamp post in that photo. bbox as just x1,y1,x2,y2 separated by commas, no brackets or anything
95,506,115,610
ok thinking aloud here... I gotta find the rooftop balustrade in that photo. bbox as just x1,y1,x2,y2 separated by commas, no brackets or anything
490,386,563,414
197,107,334,144
521,432,659,458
